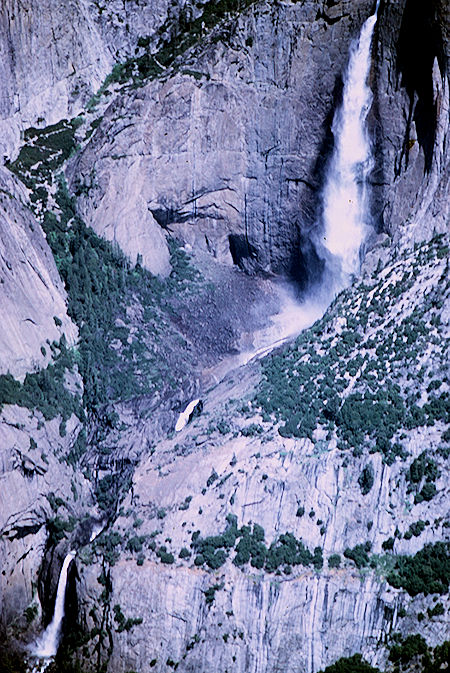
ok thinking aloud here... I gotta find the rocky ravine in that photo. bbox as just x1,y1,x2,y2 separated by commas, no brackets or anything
0,0,448,672
76,233,449,673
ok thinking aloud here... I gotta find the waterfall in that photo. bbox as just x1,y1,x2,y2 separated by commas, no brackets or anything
316,2,380,297
32,550,76,660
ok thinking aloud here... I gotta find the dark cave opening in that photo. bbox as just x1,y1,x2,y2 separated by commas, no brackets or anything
228,233,259,273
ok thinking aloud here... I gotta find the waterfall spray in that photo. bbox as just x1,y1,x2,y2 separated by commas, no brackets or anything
317,2,380,297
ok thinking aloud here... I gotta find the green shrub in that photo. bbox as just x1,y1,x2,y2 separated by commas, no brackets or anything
46,516,76,546
113,604,143,632
389,634,428,664
156,547,174,564
427,602,444,618
127,536,146,553
95,531,123,565
206,470,218,487
265,533,314,572
328,554,341,569
312,546,323,570
407,520,426,538
318,653,381,673
415,482,437,503
204,582,224,607
344,543,371,569
358,464,374,495
95,473,131,514
179,547,191,559
24,604,38,624
241,423,263,437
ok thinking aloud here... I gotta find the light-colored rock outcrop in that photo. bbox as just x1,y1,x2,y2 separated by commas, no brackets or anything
0,168,77,378
0,403,92,633
0,0,183,159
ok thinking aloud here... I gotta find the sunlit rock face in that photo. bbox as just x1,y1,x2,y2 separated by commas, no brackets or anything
68,0,375,282
0,167,77,378
0,0,175,157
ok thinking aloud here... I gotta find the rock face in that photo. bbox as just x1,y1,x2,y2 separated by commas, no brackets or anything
67,0,450,283
0,0,181,158
74,235,449,673
69,0,377,280
0,403,92,633
371,0,450,244
0,167,77,378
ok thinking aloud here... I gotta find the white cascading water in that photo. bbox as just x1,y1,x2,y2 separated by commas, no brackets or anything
317,1,380,297
32,550,76,661
175,398,201,432
227,3,380,372
30,522,103,670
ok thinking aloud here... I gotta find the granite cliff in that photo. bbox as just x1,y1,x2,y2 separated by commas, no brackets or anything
0,1,448,672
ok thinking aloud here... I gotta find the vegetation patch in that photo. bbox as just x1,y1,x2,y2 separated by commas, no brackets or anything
188,515,323,575
7,118,83,194
406,451,439,504
90,0,259,95
320,638,450,673
0,338,82,422
386,542,449,596
388,633,450,672
343,543,371,569
319,653,381,673
112,604,143,633
204,582,224,606
253,235,449,464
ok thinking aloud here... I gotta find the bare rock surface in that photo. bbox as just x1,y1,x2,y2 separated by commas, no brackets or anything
69,0,374,279
371,0,450,244
0,168,77,377
0,403,92,635
0,0,178,158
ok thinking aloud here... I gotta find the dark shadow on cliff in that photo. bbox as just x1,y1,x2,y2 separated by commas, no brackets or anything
367,1,387,235
296,73,344,293
396,0,445,173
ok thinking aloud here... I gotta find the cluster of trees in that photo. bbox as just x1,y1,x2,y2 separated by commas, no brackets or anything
387,542,449,596
189,516,324,574
0,340,81,423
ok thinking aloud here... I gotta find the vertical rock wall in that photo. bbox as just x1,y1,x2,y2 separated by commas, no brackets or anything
371,0,449,242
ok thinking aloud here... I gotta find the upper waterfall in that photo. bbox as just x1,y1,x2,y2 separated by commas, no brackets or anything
317,2,380,295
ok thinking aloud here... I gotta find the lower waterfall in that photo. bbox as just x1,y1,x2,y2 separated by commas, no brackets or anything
31,550,76,665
